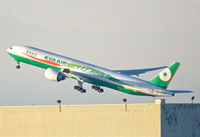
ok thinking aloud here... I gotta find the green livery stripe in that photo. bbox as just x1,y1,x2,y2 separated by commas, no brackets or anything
8,52,154,96
67,63,79,68
8,53,61,70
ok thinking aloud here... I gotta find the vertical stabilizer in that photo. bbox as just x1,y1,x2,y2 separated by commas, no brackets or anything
149,62,180,89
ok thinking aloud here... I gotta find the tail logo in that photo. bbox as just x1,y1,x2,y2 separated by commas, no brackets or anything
159,68,171,82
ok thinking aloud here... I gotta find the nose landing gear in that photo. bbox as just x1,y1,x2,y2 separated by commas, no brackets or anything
16,62,20,69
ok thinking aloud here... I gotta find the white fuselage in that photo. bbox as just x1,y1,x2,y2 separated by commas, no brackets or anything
7,45,174,97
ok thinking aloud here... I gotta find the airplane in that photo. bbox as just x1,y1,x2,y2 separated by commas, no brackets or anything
7,45,192,97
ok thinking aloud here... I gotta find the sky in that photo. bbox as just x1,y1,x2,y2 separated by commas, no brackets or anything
0,1,199,106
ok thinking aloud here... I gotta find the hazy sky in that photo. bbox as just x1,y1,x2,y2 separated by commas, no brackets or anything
0,1,199,105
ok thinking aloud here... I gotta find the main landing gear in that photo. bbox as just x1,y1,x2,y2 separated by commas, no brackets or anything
92,85,104,93
16,62,20,69
74,81,86,93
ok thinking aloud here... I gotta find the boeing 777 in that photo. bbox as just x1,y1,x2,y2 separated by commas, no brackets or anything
7,46,192,97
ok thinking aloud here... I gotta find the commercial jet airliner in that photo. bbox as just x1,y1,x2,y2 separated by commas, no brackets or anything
7,46,192,97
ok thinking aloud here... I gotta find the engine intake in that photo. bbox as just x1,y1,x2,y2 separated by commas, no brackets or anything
44,68,65,82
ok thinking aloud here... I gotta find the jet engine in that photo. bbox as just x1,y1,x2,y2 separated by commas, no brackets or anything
44,68,65,82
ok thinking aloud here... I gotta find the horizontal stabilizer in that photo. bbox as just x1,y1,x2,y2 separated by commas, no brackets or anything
170,90,193,94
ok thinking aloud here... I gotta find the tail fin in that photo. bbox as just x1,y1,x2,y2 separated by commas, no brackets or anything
149,62,181,89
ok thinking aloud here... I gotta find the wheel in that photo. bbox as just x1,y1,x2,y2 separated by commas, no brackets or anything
80,89,86,93
100,89,104,92
95,86,100,91
98,88,104,93
92,85,96,89
74,85,78,90
16,65,20,69
77,86,81,91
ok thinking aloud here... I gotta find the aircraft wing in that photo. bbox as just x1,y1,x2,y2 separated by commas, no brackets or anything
113,66,167,76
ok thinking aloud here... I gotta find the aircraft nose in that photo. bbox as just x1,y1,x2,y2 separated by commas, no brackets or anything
7,46,13,53
7,48,11,53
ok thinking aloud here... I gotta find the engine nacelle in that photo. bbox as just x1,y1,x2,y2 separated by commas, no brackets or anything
44,68,65,82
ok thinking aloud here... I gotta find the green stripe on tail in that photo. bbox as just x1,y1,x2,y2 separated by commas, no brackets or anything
149,62,180,89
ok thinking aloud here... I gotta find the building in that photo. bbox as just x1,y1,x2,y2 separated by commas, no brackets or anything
0,99,199,137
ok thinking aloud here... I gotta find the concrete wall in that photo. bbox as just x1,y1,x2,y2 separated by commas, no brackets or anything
161,104,200,137
0,104,161,137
